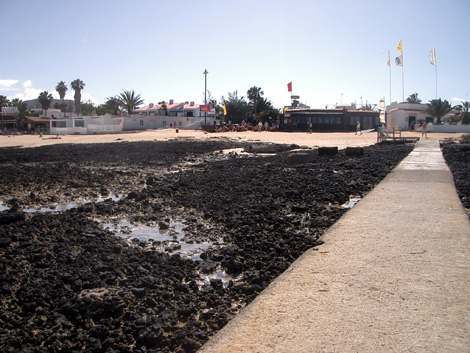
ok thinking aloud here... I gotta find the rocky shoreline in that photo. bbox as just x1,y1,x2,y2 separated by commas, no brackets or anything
0,138,467,352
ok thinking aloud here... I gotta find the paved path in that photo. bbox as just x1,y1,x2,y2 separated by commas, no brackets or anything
200,139,470,353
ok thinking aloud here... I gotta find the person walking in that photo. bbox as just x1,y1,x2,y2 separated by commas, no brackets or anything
356,121,362,135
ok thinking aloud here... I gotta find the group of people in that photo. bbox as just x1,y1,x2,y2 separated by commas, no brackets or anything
215,120,277,133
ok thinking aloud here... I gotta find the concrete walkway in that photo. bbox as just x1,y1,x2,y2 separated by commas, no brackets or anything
200,139,470,353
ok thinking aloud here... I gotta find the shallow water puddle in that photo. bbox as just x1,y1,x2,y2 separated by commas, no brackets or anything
103,220,214,260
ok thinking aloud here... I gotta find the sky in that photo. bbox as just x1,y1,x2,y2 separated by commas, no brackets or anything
1,0,469,110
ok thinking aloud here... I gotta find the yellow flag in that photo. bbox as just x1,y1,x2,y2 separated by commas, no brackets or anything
397,40,402,53
222,104,227,115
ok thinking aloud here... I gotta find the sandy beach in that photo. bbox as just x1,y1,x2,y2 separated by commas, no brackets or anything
0,129,464,149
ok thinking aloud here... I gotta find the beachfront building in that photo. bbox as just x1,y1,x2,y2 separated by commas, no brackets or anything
282,106,380,132
385,102,433,131
18,99,218,135
385,102,470,133
46,113,123,135
132,100,217,129
1,106,19,131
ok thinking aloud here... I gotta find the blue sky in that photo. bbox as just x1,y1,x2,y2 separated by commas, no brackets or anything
1,0,469,110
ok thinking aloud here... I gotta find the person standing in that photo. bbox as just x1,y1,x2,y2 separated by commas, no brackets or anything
421,121,428,138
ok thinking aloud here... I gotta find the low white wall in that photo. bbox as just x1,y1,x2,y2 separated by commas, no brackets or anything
87,124,123,133
433,124,470,133
50,127,87,135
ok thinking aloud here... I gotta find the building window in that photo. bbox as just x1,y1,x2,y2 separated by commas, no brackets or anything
335,117,341,124
350,116,360,125
140,120,144,126
75,120,84,127
163,121,167,127
52,121,66,128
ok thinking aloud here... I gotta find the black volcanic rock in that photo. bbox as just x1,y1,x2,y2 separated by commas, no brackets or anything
0,139,427,352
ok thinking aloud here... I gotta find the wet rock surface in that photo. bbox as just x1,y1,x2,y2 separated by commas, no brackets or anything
0,139,425,352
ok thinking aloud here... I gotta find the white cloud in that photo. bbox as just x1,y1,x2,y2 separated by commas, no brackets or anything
0,79,20,91
5,80,96,104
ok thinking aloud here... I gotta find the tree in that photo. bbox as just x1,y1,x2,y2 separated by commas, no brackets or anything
118,90,144,115
205,90,222,118
98,96,122,115
11,98,28,120
56,81,68,102
38,91,53,117
220,91,251,124
455,101,470,125
426,98,453,125
406,92,422,104
80,100,96,116
71,79,85,114
0,95,9,109
158,101,169,116
247,86,264,115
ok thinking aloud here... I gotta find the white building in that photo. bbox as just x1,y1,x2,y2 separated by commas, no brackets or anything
385,102,470,133
41,100,218,135
132,100,217,129
386,102,432,130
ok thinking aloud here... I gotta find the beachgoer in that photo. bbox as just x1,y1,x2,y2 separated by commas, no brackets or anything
356,121,361,135
421,121,428,138
264,121,269,131
258,121,263,132
308,122,313,134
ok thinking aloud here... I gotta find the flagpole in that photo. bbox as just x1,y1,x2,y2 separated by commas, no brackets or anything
435,50,438,98
401,47,405,102
388,50,392,104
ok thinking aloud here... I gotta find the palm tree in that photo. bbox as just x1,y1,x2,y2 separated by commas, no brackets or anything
118,90,144,115
56,81,68,102
426,98,453,125
38,91,53,117
455,101,470,125
56,81,68,116
71,79,85,114
247,86,264,116
406,92,422,104
11,98,28,120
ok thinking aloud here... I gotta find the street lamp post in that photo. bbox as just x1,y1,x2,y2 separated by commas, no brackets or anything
203,69,208,125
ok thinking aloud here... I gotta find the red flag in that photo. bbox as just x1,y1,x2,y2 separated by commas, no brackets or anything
200,105,211,112
287,82,292,92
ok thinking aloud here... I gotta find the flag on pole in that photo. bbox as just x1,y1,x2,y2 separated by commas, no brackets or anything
387,50,390,67
429,49,436,66
200,104,211,112
397,40,402,53
287,82,292,92
395,55,403,66
222,104,227,115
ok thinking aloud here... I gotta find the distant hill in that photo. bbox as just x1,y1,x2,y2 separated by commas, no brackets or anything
24,98,74,110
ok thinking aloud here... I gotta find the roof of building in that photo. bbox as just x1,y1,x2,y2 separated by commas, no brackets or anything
25,116,51,122
135,101,202,112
